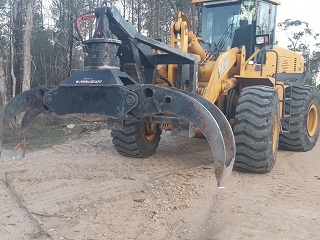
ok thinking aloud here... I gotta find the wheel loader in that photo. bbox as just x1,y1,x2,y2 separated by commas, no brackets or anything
0,0,319,187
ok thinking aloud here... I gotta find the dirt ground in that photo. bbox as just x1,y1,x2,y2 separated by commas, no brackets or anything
0,127,319,240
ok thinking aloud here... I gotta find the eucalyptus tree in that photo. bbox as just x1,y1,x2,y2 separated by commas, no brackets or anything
278,19,320,86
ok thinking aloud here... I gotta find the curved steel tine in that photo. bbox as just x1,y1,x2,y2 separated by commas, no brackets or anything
132,85,235,187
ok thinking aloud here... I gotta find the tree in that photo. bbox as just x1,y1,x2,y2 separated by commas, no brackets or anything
0,47,7,106
11,0,24,97
0,12,9,106
22,0,34,92
278,19,320,86
0,0,204,108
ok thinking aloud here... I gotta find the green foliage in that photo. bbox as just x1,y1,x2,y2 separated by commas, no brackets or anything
31,28,62,86
278,19,320,86
0,0,201,98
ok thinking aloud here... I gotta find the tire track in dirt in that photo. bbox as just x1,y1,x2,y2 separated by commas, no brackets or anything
0,130,217,239
0,129,319,240
185,144,320,240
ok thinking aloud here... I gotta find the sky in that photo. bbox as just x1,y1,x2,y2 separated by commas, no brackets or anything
276,0,319,84
276,0,319,48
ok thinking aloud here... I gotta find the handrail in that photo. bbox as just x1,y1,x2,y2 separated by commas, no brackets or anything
241,48,261,71
260,49,279,83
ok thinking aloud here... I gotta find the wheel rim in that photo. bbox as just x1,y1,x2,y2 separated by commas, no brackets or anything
307,103,319,137
144,123,157,141
272,111,279,153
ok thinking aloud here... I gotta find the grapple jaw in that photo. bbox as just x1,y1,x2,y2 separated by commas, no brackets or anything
0,81,235,186
0,86,54,161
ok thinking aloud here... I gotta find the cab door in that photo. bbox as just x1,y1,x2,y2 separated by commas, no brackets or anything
256,0,277,45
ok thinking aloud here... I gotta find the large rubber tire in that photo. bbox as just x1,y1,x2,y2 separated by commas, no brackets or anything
111,121,161,158
279,86,320,151
233,86,280,173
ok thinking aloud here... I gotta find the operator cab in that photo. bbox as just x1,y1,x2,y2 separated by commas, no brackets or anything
197,0,280,58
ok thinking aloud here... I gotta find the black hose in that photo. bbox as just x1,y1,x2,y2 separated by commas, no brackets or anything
156,73,172,87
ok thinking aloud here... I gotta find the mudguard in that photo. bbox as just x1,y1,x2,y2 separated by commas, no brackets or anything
0,84,235,186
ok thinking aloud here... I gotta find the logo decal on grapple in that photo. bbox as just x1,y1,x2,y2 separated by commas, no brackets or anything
76,78,103,84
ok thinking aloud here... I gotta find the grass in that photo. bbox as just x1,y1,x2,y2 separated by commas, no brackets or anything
1,114,106,152
26,125,81,151
1,124,81,151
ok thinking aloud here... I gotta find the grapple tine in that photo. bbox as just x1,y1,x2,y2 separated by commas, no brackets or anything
0,143,26,161
131,85,235,187
170,89,235,169
181,91,235,185
0,87,53,161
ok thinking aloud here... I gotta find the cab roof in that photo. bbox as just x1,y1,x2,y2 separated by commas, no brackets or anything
191,0,281,5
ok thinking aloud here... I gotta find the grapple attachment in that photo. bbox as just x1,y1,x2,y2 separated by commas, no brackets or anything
0,6,235,187
0,80,234,186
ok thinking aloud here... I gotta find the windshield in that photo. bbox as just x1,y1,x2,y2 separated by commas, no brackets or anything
202,0,257,55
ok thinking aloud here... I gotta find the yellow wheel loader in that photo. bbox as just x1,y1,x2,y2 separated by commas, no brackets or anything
0,0,319,187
